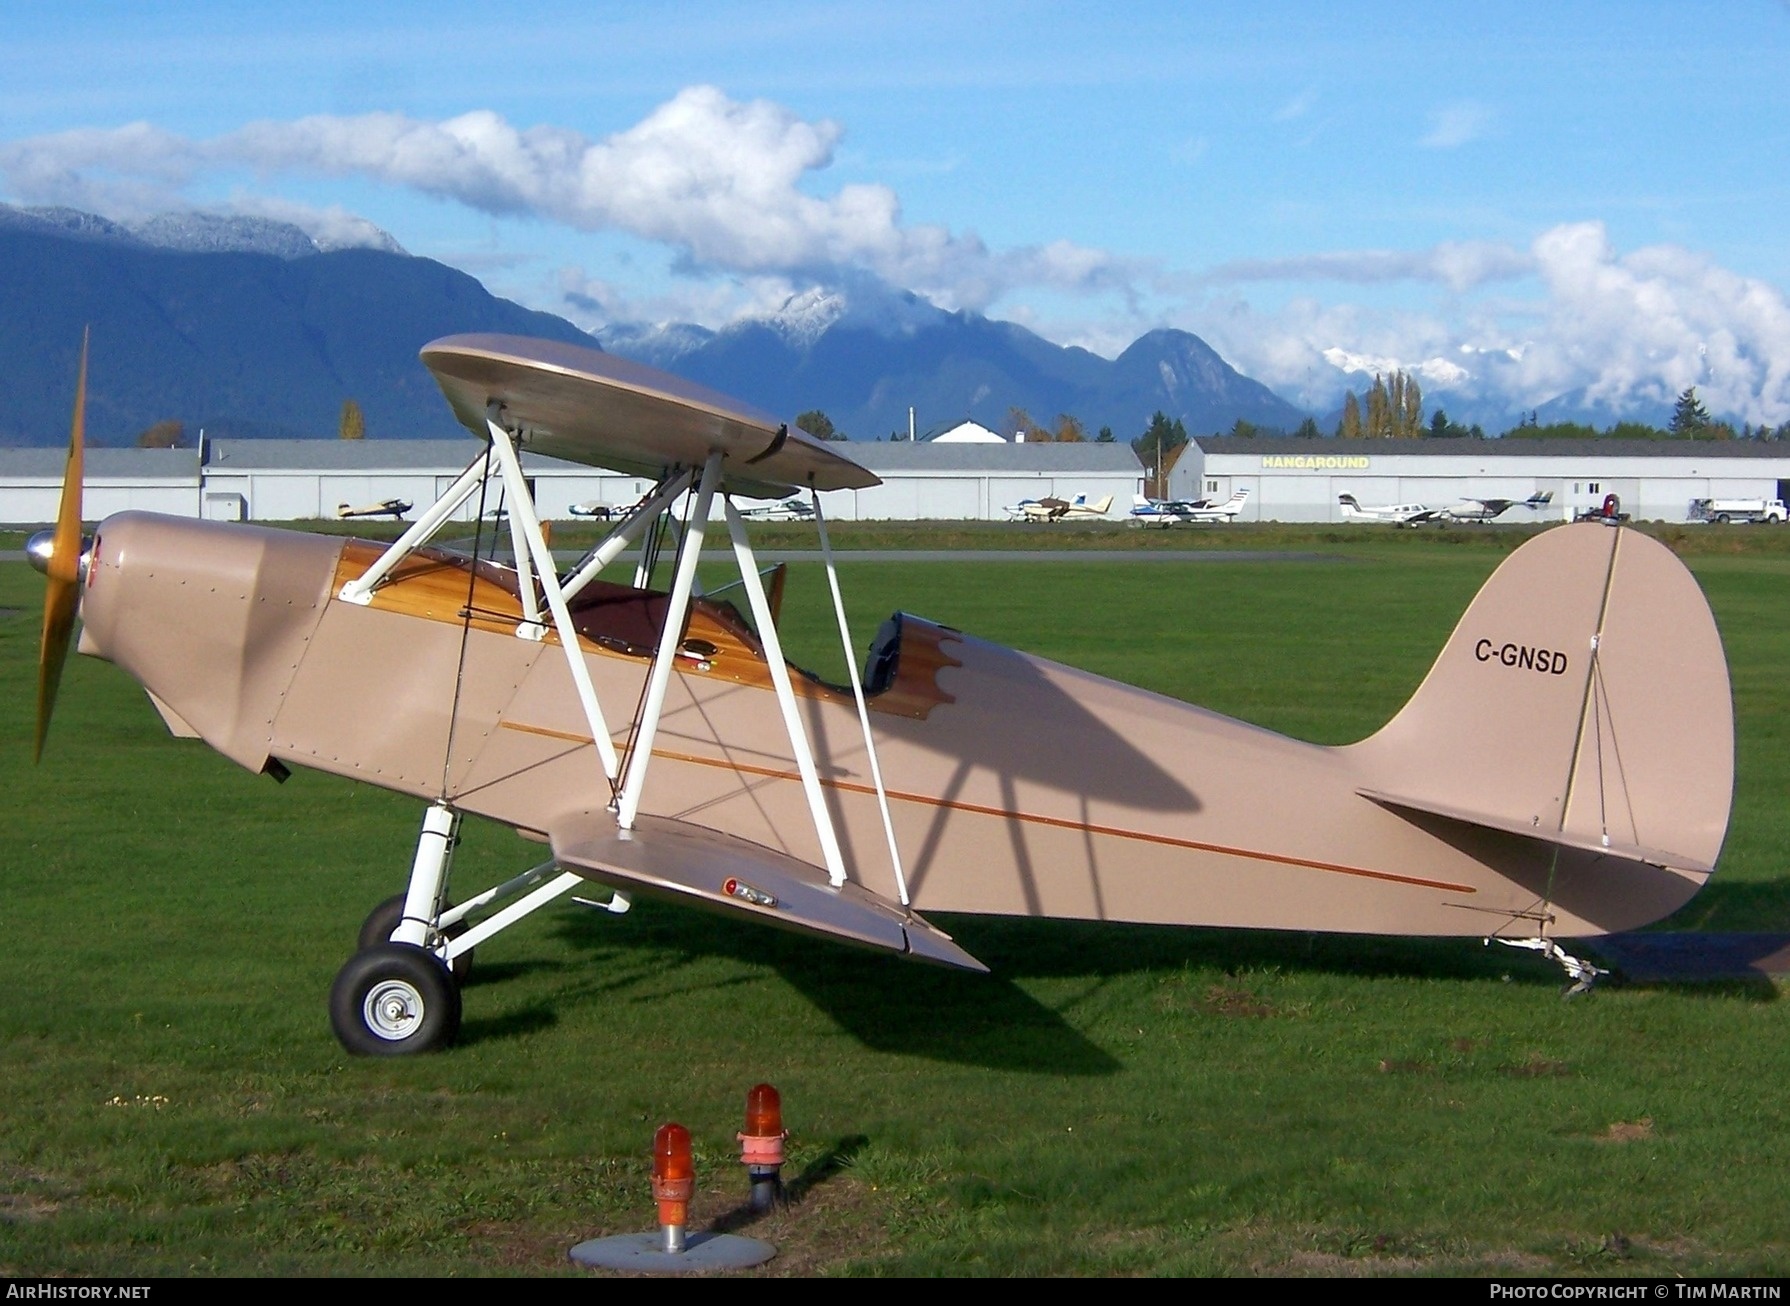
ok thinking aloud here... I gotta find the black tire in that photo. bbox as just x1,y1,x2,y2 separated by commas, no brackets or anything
1716,513,1730,524
358,893,474,981
330,944,462,1056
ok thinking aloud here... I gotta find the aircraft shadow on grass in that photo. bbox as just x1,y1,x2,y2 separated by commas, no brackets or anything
543,906,1121,1075
459,876,1788,1053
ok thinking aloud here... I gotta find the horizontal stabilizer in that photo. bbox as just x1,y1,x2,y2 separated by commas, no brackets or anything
551,813,987,972
1358,787,1715,876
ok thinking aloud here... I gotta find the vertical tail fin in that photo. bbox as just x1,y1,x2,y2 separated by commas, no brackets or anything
1348,525,1732,876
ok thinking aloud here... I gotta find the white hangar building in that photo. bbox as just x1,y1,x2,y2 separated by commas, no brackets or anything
841,442,1144,520
199,439,660,523
0,447,200,520
0,438,1145,525
198,439,1145,523
1179,436,1790,523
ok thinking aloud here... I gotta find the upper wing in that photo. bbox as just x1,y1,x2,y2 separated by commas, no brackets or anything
421,333,879,499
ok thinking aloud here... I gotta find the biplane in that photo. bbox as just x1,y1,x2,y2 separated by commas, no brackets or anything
30,333,1733,1054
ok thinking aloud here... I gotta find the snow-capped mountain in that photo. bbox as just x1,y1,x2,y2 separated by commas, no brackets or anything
599,290,1305,441
0,203,405,259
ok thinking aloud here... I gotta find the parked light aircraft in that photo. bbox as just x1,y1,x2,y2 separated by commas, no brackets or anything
738,497,816,522
1130,489,1250,526
1337,494,1439,526
336,498,413,521
1005,493,1115,522
30,334,1733,1054
1339,491,1555,526
1437,491,1556,523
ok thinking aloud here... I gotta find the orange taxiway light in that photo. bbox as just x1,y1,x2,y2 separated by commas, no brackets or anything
739,1083,788,1211
652,1122,695,1244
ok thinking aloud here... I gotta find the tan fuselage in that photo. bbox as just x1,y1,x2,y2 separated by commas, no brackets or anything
76,512,1720,940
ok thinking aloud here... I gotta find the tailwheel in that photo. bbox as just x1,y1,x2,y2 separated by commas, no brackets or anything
357,893,474,981
330,944,462,1056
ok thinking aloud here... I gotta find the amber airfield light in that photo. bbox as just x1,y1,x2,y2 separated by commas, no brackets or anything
739,1082,787,1211
652,1122,695,1253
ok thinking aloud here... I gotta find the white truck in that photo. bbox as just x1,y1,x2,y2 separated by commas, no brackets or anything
1689,497,1788,524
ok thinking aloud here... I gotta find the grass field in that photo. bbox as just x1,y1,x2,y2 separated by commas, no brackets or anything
1,525,1786,1277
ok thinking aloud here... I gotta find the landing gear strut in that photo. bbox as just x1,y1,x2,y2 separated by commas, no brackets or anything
332,802,467,1055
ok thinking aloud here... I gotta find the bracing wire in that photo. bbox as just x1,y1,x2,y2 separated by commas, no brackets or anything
440,440,497,798
611,471,688,803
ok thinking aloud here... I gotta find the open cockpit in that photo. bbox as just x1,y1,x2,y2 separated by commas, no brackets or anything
332,538,959,721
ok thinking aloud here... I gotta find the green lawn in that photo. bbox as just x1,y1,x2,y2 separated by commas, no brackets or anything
0,529,1786,1276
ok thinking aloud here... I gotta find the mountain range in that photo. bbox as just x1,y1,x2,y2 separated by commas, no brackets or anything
0,203,1296,446
598,286,1305,441
0,205,591,445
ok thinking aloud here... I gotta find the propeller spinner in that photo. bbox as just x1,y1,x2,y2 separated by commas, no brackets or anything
32,332,91,761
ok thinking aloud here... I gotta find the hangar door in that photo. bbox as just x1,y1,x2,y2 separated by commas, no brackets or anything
916,478,981,520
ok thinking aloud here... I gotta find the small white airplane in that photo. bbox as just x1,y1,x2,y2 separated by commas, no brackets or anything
336,498,413,521
1337,494,1440,527
1130,489,1250,526
737,497,816,522
1005,493,1115,522
1339,491,1555,526
1436,491,1555,524
568,501,615,520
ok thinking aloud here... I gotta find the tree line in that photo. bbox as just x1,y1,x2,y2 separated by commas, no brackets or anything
126,381,1790,452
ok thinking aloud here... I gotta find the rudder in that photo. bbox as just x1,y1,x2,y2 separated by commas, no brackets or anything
1347,525,1732,876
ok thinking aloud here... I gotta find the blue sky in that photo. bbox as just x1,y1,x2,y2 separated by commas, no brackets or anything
5,1,1789,422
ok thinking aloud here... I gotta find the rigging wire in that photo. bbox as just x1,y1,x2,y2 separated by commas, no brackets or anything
440,440,498,799
611,468,688,804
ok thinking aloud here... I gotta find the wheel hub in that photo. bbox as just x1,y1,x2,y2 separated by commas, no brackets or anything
363,979,425,1040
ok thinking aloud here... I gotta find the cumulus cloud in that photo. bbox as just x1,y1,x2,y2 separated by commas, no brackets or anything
0,87,1122,312
4,92,1786,425
1521,221,1790,422
1188,222,1790,425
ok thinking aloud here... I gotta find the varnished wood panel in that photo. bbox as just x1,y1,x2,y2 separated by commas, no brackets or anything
331,541,956,719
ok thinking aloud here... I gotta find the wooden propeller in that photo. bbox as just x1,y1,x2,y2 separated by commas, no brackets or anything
35,331,88,762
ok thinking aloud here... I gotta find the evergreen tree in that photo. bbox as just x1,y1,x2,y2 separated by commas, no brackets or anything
1095,425,1115,443
1293,417,1321,439
1132,411,1189,497
1669,387,1711,437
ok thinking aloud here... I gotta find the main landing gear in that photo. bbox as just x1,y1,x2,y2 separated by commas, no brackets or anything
331,802,469,1056
329,801,614,1055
